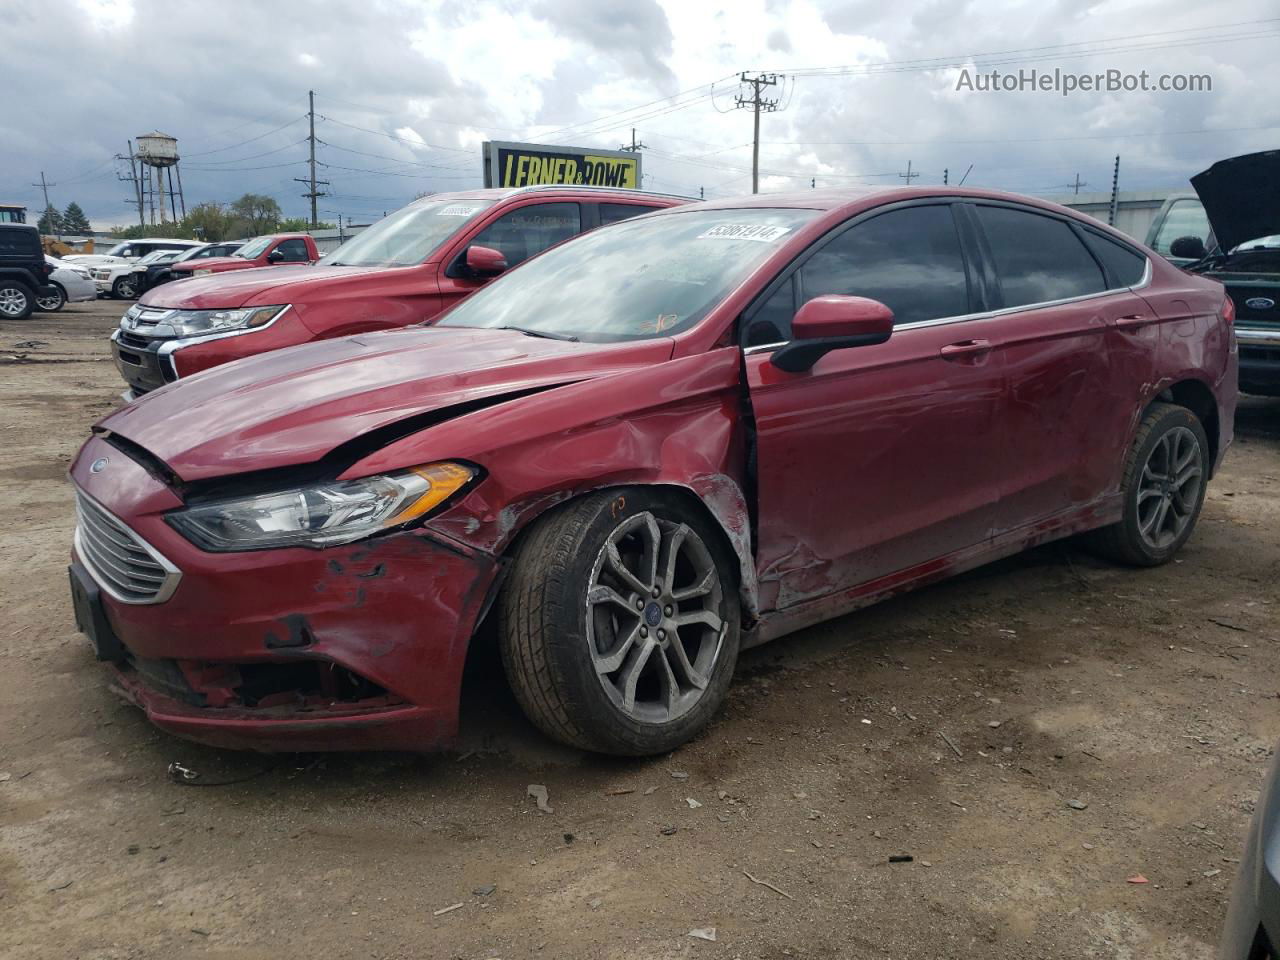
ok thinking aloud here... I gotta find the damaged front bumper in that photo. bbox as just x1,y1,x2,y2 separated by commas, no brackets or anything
69,436,500,752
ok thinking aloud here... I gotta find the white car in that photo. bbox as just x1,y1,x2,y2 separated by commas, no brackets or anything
37,256,97,312
90,250,183,299
63,237,203,270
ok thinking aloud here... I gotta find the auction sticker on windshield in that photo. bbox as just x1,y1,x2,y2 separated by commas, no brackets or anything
697,224,792,242
438,205,485,217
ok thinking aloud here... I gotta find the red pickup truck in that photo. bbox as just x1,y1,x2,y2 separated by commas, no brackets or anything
112,186,686,399
167,233,319,280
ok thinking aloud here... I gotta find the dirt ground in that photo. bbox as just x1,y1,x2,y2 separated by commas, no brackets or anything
1,300,1277,960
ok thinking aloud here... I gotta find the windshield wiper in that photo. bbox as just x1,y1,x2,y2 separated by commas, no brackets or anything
495,325,579,342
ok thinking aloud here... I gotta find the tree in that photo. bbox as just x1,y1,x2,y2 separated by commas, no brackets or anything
61,201,91,235
278,217,333,232
183,202,234,242
37,205,62,235
229,193,282,235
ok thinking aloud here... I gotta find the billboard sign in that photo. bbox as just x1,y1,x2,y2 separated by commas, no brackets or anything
483,141,640,190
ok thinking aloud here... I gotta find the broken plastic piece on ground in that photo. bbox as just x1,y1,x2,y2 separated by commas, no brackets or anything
689,927,717,941
526,783,553,814
1127,874,1149,884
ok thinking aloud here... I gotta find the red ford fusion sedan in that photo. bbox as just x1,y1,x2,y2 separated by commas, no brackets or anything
68,186,1237,755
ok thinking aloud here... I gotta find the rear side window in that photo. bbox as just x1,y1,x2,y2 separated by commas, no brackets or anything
600,202,656,226
1082,230,1147,287
975,206,1105,307
472,202,581,267
798,204,971,326
0,228,39,257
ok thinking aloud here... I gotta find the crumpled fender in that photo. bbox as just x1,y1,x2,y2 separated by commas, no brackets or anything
343,346,760,618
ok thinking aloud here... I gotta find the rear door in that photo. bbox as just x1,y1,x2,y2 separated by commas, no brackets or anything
436,201,582,313
744,201,1007,612
967,202,1156,534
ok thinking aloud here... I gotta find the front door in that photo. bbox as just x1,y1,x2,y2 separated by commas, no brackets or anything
743,202,1006,613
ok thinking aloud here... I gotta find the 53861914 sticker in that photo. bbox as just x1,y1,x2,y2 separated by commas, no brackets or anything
696,223,792,243
437,205,484,217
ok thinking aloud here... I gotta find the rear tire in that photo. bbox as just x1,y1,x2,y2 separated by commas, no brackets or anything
499,488,741,756
1090,402,1209,566
35,284,66,312
0,282,34,320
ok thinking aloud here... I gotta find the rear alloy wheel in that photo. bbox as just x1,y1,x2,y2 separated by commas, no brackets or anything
112,275,139,300
35,284,66,312
1090,402,1209,566
0,284,34,320
500,488,740,755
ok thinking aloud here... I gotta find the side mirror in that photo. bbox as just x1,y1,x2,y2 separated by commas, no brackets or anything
770,296,894,373
1168,235,1207,261
267,248,285,263
465,244,508,277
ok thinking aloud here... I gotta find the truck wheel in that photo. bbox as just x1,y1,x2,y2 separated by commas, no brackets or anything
113,276,139,300
0,283,34,320
1090,402,1209,566
500,488,741,756
35,284,66,312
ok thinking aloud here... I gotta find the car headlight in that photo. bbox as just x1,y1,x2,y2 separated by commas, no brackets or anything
167,462,477,551
165,304,288,337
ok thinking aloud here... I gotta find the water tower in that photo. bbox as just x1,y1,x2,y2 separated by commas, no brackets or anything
133,132,186,225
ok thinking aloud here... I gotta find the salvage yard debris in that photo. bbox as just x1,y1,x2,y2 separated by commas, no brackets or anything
526,784,553,814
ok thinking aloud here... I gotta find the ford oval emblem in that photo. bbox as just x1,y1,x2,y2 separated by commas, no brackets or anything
1245,297,1276,310
90,457,109,474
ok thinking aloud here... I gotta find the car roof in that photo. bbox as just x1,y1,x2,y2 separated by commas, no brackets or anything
408,185,692,205
681,185,1102,214
125,237,203,245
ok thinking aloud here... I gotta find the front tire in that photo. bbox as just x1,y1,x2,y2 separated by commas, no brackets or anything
500,488,741,756
35,284,66,312
1091,402,1209,566
0,283,34,320
112,275,139,300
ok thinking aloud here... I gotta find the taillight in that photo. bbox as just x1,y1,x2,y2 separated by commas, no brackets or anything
1222,294,1236,326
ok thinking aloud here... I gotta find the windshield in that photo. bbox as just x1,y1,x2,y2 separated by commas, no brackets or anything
235,236,274,259
105,242,131,257
1233,234,1280,251
319,199,496,268
136,250,172,265
437,208,816,342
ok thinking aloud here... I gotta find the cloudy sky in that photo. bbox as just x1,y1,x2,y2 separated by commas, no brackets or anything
6,0,1278,229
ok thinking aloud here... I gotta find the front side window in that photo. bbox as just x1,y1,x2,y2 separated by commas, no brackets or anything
470,203,581,267
438,207,817,343
276,238,309,262
1151,199,1211,256
319,199,496,268
798,204,971,327
975,206,1105,307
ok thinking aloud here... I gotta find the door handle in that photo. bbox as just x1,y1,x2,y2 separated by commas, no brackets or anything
1116,314,1148,327
940,338,992,360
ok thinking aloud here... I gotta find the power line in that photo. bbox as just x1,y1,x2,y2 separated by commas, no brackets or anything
185,115,307,157
762,122,1280,147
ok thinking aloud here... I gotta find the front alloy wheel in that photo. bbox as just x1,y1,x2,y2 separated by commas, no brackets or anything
501,488,740,755
113,276,139,300
35,285,66,312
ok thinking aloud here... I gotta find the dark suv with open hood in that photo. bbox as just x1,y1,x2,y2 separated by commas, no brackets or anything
1177,150,1280,396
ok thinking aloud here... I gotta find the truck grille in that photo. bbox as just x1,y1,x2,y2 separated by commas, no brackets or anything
74,491,180,604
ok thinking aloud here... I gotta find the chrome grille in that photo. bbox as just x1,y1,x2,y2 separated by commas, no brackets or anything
74,491,180,604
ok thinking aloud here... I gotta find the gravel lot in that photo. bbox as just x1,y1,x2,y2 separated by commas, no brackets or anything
1,300,1278,960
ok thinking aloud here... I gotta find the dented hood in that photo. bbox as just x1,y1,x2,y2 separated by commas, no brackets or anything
1191,149,1280,252
97,326,674,481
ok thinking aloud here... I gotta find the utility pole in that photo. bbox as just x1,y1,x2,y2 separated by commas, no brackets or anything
699,186,704,199
1108,155,1120,226
958,164,974,186
943,168,948,185
620,128,646,153
32,171,56,237
1071,172,1087,195
898,160,919,185
119,141,145,228
735,72,779,194
294,90,329,228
